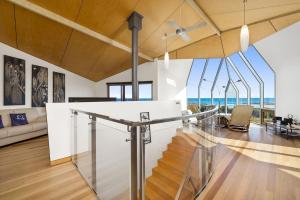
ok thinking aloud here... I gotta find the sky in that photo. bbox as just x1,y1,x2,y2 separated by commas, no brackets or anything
109,83,152,100
187,45,275,99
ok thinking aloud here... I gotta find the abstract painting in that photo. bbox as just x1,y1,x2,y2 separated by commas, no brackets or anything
4,55,26,105
32,65,48,107
53,72,65,103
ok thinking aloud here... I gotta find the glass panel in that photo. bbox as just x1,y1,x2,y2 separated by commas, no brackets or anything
143,112,217,200
125,84,132,101
229,53,260,108
72,112,92,186
109,85,122,101
243,46,275,109
139,83,152,101
227,63,248,104
200,58,221,111
212,61,229,114
226,84,237,114
72,112,131,200
95,120,130,199
187,59,207,113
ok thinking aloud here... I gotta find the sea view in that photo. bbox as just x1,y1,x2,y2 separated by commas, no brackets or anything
188,98,275,108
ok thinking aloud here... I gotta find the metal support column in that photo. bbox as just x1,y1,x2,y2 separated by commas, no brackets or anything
91,116,97,191
128,12,143,101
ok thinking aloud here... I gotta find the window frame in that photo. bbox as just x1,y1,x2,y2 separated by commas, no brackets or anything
107,81,153,101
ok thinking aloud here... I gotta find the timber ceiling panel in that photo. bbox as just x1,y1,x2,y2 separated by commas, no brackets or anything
221,21,275,56
0,1,17,47
114,0,183,47
88,45,132,80
60,30,108,80
195,0,300,30
271,12,300,31
75,0,138,39
14,5,73,66
1,0,300,82
28,0,82,21
139,1,214,57
176,35,224,58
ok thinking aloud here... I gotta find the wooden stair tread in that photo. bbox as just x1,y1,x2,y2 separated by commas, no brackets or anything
146,176,177,200
168,143,194,153
152,166,182,187
145,185,165,200
158,158,186,173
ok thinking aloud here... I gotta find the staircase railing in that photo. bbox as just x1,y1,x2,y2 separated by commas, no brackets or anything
71,107,218,200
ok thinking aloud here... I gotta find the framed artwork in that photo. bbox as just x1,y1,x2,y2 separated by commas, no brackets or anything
140,112,151,144
53,72,65,103
4,55,26,105
32,65,48,107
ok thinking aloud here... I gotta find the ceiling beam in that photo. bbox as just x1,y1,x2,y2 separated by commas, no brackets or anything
7,0,154,61
186,0,221,36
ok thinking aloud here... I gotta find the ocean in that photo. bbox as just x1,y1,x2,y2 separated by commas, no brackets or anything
188,98,275,108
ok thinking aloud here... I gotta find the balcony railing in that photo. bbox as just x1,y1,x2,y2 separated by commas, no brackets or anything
71,107,218,200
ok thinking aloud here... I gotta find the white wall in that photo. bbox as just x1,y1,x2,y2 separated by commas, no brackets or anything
95,59,193,110
96,62,159,100
255,22,300,120
157,59,193,110
0,42,96,109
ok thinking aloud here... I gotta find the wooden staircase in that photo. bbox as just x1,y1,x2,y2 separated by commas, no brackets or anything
144,133,200,200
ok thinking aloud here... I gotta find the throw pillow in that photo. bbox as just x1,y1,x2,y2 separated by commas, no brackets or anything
0,116,4,128
10,113,28,126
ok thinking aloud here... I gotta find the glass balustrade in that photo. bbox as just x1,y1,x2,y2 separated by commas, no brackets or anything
71,108,218,200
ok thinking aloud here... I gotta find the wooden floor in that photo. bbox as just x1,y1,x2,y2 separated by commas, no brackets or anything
0,136,97,200
198,124,300,200
0,125,300,200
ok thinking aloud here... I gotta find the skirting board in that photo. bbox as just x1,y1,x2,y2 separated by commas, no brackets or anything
50,156,72,166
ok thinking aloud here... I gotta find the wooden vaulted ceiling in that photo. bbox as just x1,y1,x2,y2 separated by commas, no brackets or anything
0,0,300,81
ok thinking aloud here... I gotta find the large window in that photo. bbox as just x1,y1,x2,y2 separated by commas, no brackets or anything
107,81,153,101
186,45,275,123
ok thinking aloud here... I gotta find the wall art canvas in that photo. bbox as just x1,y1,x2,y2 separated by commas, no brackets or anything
32,65,48,107
4,55,26,105
53,72,65,103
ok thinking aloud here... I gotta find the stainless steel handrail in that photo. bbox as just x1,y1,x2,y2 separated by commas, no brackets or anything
71,109,134,126
71,107,218,200
71,107,218,127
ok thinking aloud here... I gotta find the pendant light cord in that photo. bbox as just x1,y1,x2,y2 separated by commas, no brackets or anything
243,0,247,25
165,33,168,52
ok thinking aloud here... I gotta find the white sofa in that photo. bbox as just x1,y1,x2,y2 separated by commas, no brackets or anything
0,108,47,147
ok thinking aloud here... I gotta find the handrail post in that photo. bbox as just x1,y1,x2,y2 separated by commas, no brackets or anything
139,126,145,200
91,116,97,191
131,126,138,200
72,111,78,166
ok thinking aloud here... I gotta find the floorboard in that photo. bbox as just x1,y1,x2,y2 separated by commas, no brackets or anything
0,136,98,200
198,124,300,200
0,124,299,200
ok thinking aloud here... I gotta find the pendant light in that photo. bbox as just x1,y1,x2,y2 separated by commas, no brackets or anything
240,0,249,52
164,33,169,68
